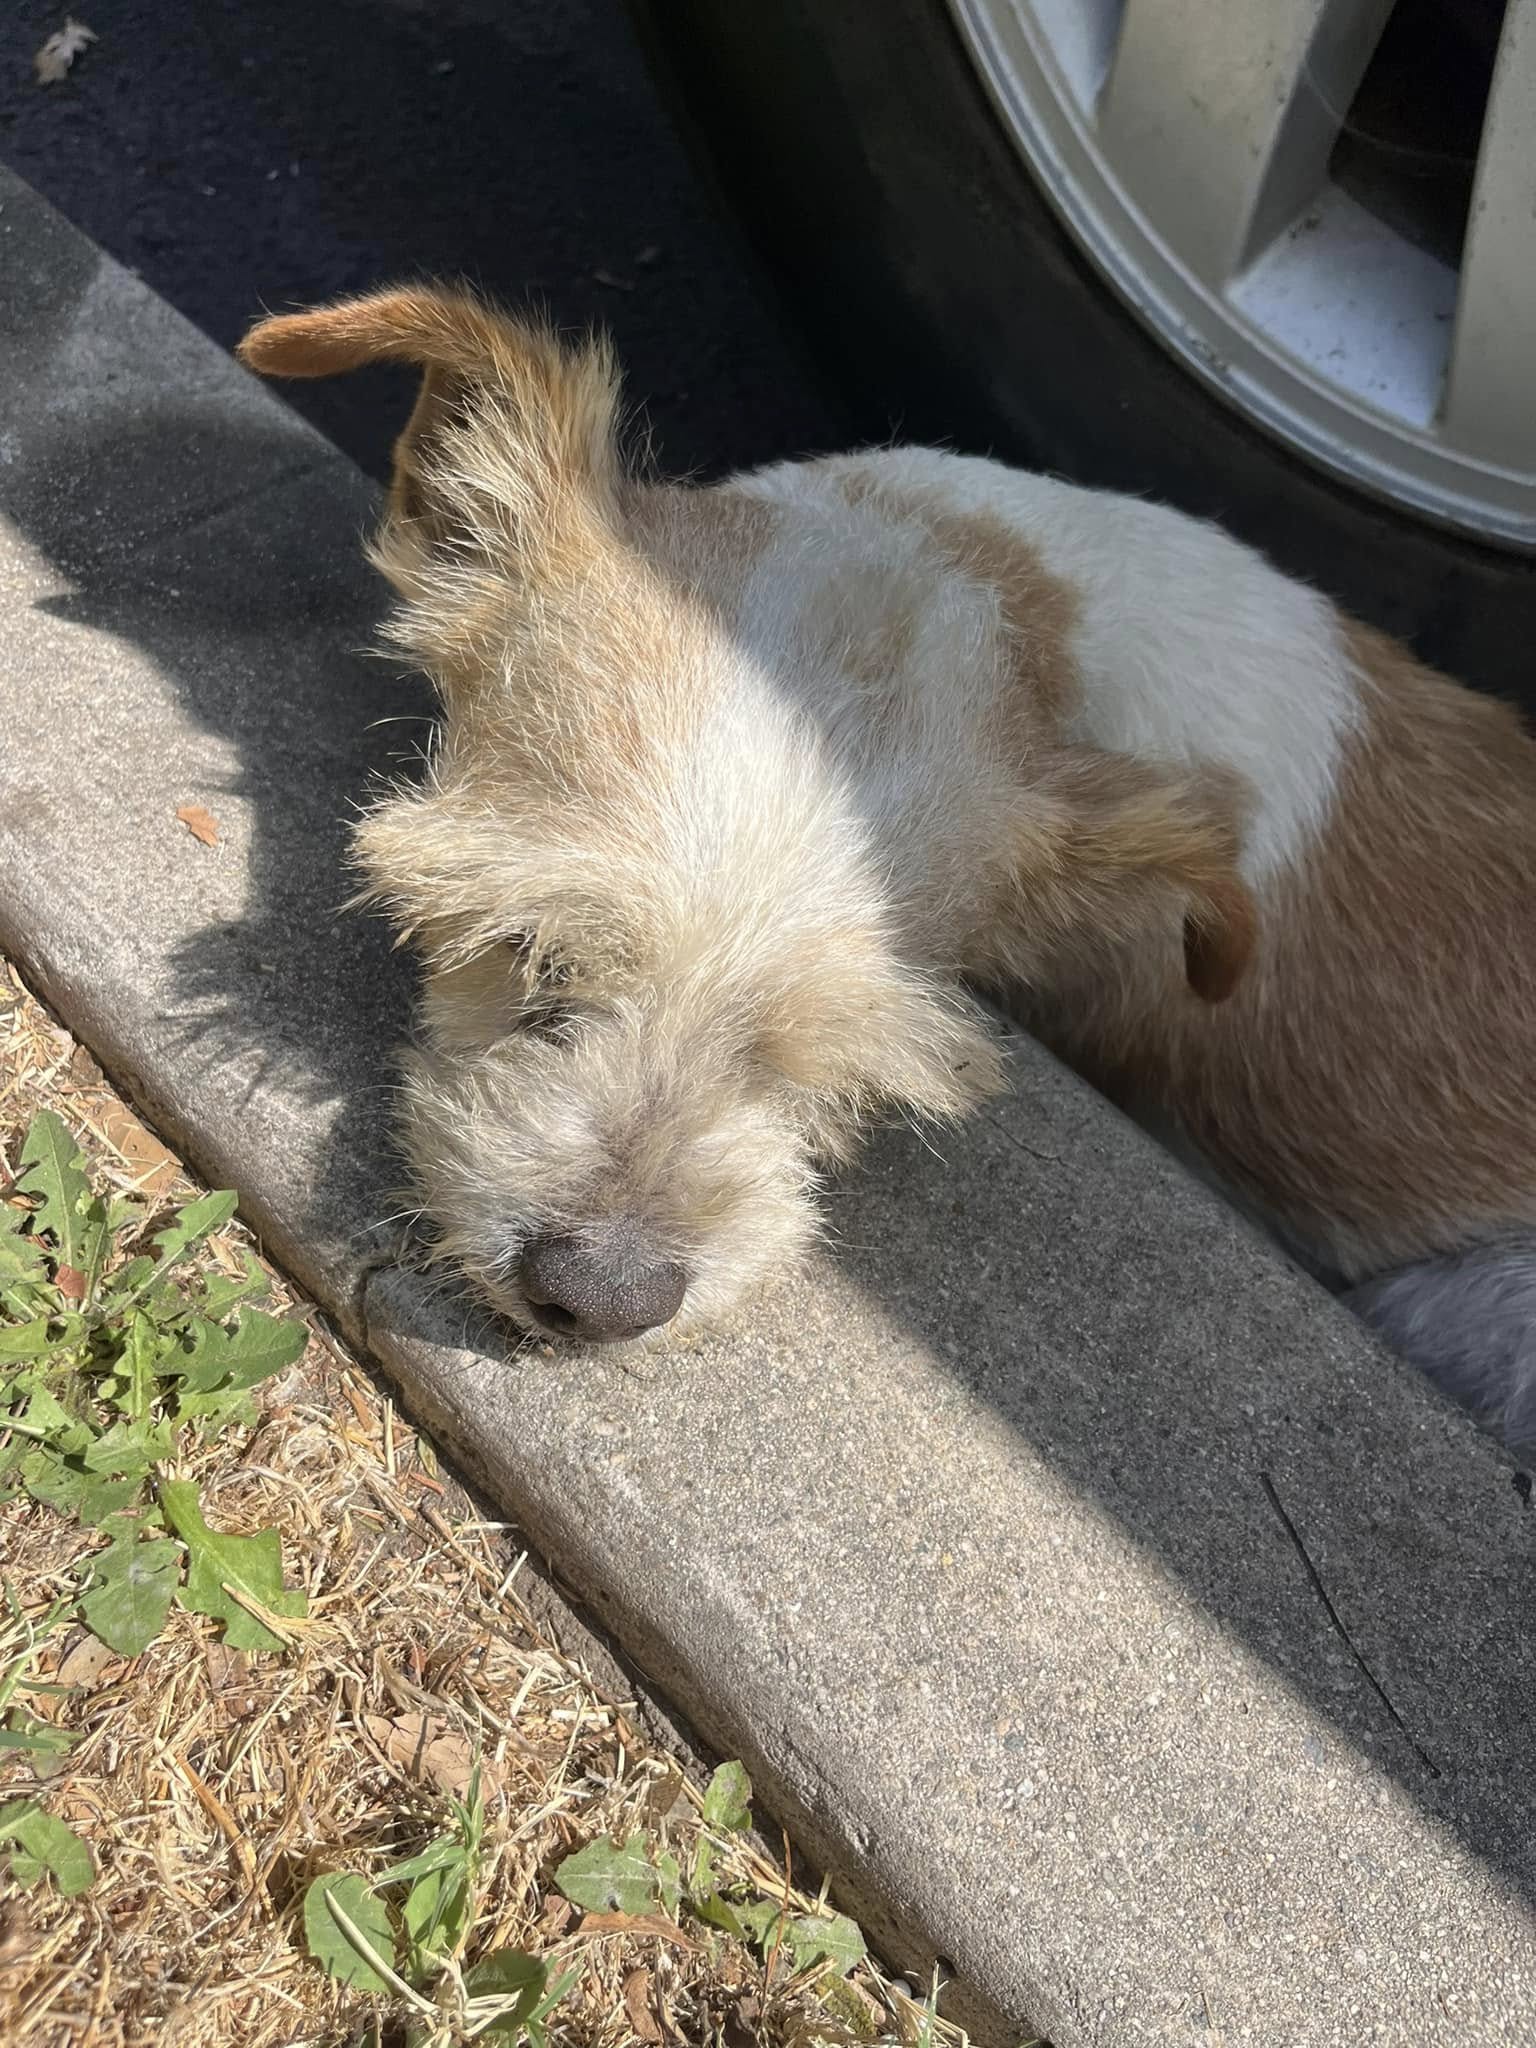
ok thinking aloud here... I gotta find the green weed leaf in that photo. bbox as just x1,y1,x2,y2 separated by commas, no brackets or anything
0,1201,45,1307
19,1447,94,1516
21,1449,145,1529
1,1121,303,1668
74,1196,112,1306
463,1950,548,2001
692,1889,747,1939
15,1112,92,1268
736,1899,781,1946
172,1307,306,1396
782,1911,866,1975
11,1380,91,1450
99,1254,155,1309
75,1473,147,1528
159,1479,306,1651
171,1382,259,1433
112,1311,161,1424
701,1759,752,1834
148,1191,239,1281
0,1799,94,1896
380,1825,478,1979
401,1856,472,1974
380,1836,469,1889
464,1950,556,2039
722,1901,865,1976
215,1305,307,1386
691,1760,751,1903
80,1417,167,1478
198,1254,270,1317
554,1833,664,1915
522,1964,579,2048
79,1533,182,1656
654,1848,682,1918
303,1872,395,1992
0,1314,86,1363
142,1279,192,1325
0,1717,79,1759
101,1189,238,1318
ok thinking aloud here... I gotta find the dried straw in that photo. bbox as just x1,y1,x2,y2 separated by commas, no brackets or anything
0,958,969,2048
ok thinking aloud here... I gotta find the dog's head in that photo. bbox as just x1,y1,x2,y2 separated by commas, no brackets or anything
241,287,1004,1341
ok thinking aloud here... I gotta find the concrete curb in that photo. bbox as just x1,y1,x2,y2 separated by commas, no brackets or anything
3,169,1533,2046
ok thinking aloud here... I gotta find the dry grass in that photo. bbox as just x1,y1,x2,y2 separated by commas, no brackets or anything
0,954,969,2048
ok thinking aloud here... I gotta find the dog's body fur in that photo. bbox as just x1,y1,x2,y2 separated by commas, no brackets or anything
240,288,1536,1453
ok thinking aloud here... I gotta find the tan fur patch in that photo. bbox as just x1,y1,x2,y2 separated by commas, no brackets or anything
1023,620,1536,1273
243,291,754,807
917,506,1082,726
242,284,623,594
833,468,1256,1001
834,473,1081,725
239,285,619,489
626,482,777,622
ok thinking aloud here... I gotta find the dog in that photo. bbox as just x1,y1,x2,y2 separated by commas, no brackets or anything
240,286,1536,1455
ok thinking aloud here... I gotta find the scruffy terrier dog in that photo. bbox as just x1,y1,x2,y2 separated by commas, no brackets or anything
241,287,1536,1455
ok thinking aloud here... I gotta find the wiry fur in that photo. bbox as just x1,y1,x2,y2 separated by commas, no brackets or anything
242,288,1005,1335
242,287,1536,1447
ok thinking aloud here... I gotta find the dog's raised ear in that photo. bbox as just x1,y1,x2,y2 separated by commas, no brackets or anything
238,285,620,558
1007,747,1258,1002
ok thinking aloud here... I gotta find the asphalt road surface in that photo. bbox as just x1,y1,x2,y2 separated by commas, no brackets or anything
2,0,847,480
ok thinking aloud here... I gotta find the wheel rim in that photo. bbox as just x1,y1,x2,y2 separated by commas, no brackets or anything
947,0,1536,548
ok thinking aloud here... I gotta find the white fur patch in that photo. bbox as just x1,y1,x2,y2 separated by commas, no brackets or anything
718,475,1014,903
747,449,1361,883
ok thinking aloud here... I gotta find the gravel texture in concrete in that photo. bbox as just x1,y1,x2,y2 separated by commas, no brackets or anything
2,171,1534,2048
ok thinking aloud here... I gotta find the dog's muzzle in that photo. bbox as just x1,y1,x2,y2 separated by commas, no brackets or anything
518,1221,687,1343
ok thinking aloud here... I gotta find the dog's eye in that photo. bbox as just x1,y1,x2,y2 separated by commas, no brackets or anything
492,934,578,1040
496,933,569,988
521,997,574,1042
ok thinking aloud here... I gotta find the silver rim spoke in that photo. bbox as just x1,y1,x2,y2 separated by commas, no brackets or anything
1442,0,1536,469
1097,0,1393,284
948,0,1536,546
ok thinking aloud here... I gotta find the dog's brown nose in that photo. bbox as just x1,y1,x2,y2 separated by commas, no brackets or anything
519,1225,686,1343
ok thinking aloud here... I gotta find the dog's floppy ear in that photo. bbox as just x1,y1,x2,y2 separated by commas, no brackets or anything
1009,747,1258,1002
238,285,620,556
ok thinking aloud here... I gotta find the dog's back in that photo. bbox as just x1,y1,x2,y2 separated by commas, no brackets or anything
734,448,1536,1438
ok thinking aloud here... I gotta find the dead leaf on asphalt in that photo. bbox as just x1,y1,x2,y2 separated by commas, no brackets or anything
35,19,97,85
175,803,221,848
